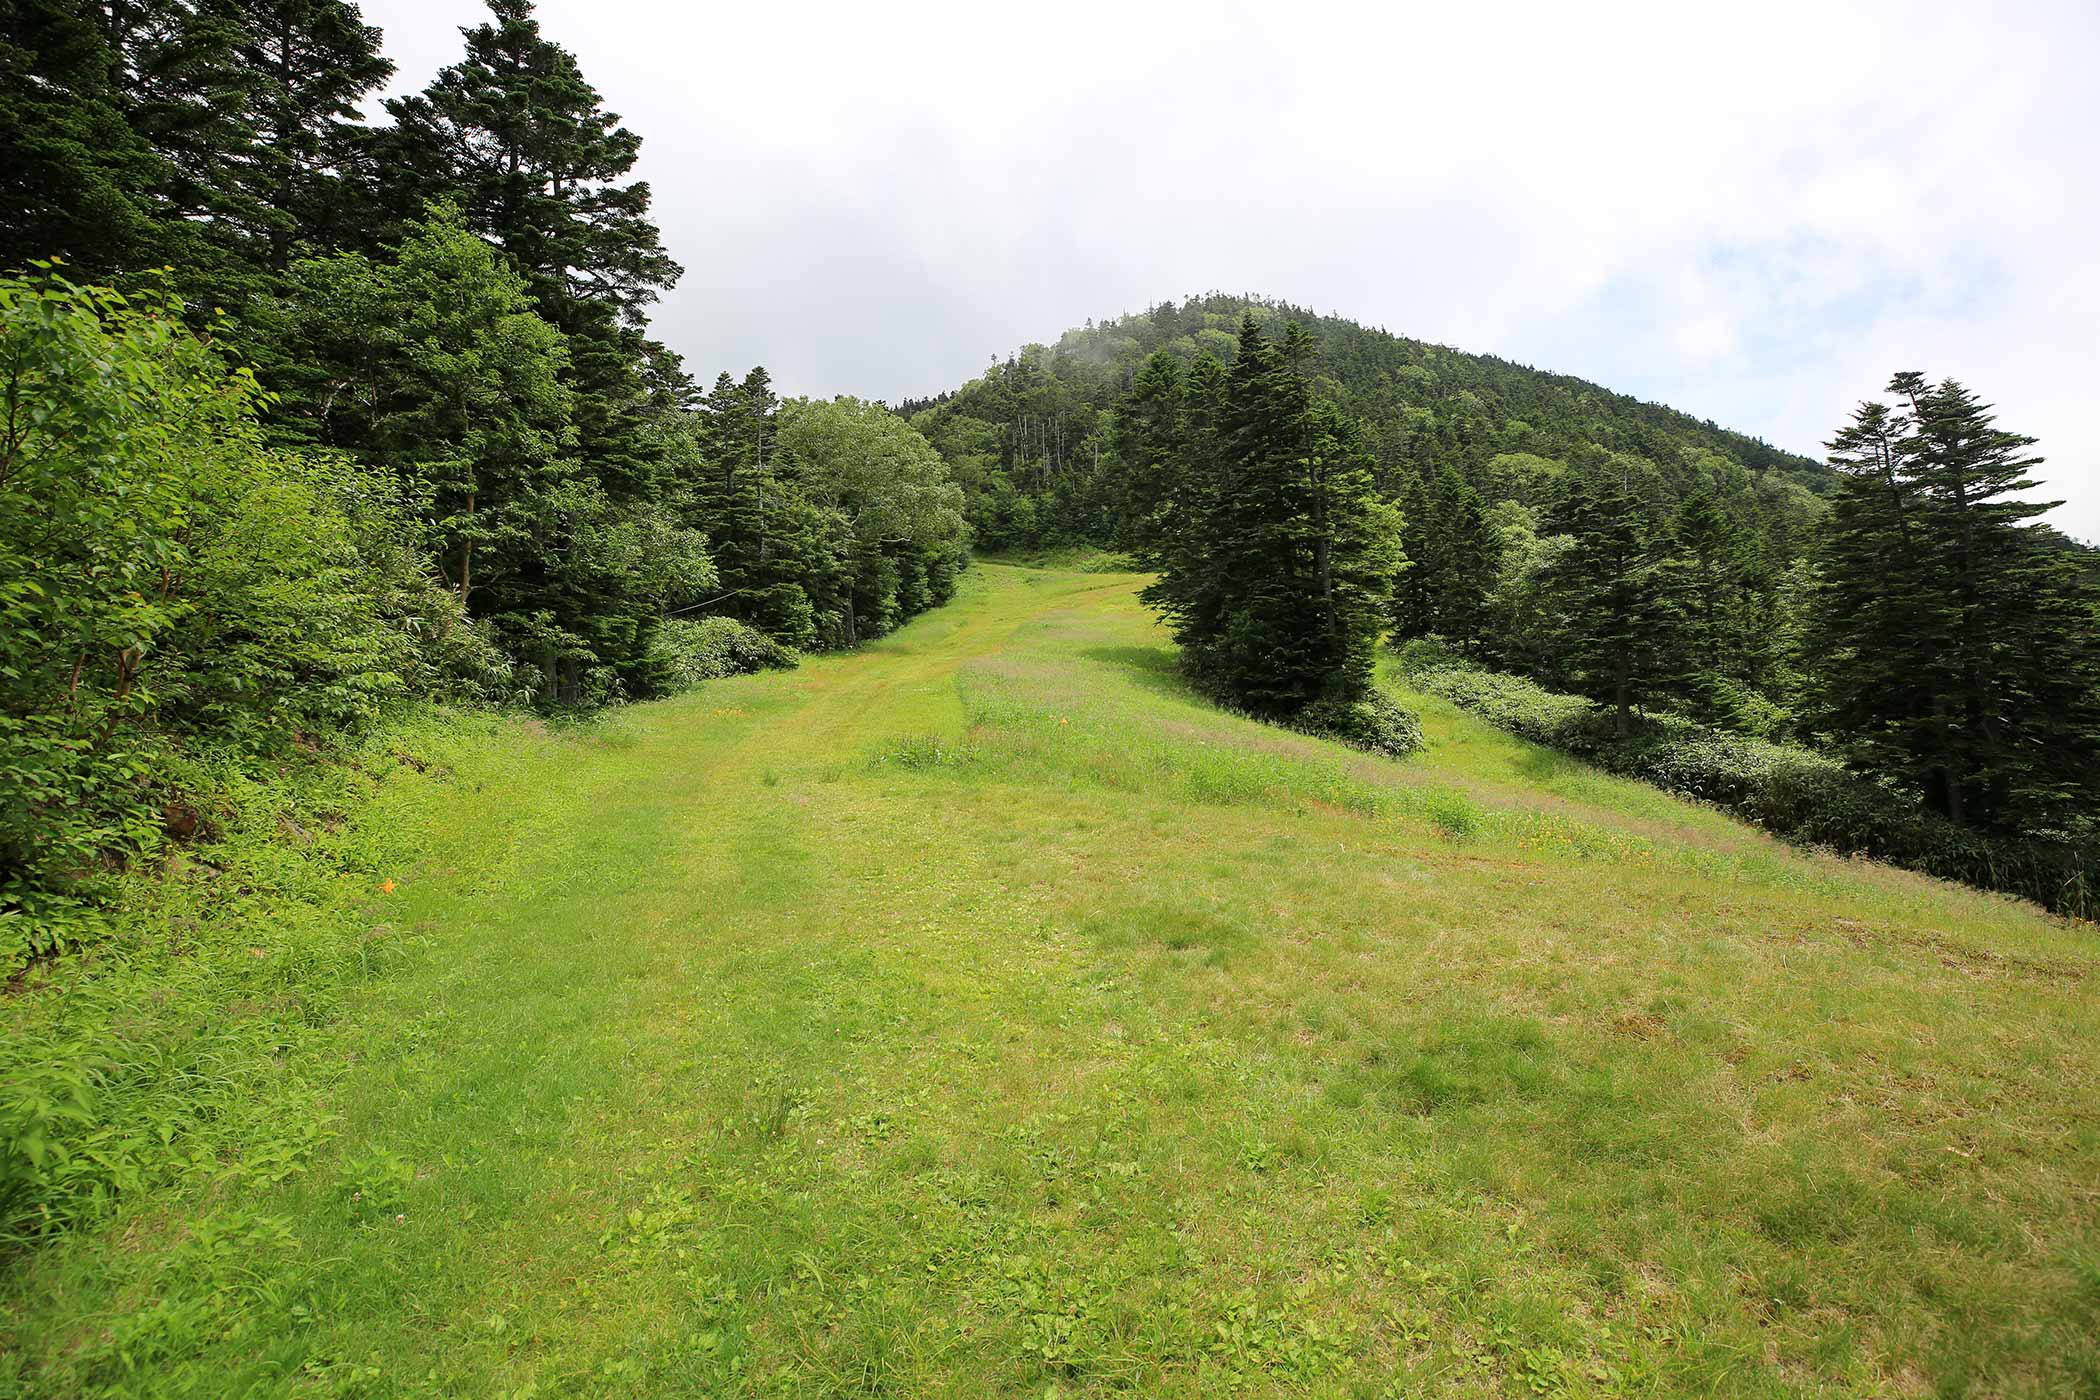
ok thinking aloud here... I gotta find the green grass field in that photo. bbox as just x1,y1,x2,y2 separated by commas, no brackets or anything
6,562,2098,1398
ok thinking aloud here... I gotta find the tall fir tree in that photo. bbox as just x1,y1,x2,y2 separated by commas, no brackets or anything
1112,349,1187,561
205,0,393,274
1131,317,1401,720
1811,399,1934,782
1547,460,1676,735
1656,488,1757,725
1432,465,1503,653
382,0,682,495
1815,374,2100,829
0,1,168,276
1388,466,1440,639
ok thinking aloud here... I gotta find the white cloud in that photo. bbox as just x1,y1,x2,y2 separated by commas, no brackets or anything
360,0,2100,541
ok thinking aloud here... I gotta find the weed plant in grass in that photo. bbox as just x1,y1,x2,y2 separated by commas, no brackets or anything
4,563,2096,1398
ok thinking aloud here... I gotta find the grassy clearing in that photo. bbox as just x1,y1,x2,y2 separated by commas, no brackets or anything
4,562,2097,1398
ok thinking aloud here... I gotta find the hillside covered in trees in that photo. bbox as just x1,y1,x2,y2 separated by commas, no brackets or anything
916,300,2099,914
905,294,1834,555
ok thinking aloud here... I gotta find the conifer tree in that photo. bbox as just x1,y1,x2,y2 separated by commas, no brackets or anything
5,0,389,323
1388,466,1440,639
1811,399,1933,779
1815,374,2100,828
1113,349,1187,559
1657,488,1754,724
1430,465,1503,653
206,0,393,273
1132,317,1402,723
0,2,168,277
382,0,681,491
382,0,679,330
1547,461,1675,735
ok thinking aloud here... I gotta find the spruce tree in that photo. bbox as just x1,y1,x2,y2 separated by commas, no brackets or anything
1430,464,1503,654
1815,374,2100,829
382,0,679,330
1134,350,1226,659
0,1,167,276
1811,399,1934,783
1547,461,1674,735
1657,488,1754,725
1134,317,1402,722
1113,349,1187,561
1388,466,1441,639
382,0,681,492
206,0,393,273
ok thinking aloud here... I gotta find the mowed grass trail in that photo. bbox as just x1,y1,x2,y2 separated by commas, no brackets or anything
7,562,2098,1398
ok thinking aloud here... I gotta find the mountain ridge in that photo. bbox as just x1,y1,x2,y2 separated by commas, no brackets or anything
902,292,1831,553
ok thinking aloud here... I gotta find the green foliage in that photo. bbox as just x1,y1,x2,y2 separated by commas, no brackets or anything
1295,691,1426,760
1124,319,1406,725
1391,463,1504,651
377,0,681,494
772,395,969,647
274,202,716,704
1811,375,2100,831
906,293,1831,554
648,616,796,691
0,705,469,1248
0,273,489,958
1540,460,1679,734
379,0,679,332
1400,648,2097,918
0,2,168,282
204,0,395,281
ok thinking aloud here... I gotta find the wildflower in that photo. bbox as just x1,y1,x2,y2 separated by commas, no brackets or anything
379,879,396,894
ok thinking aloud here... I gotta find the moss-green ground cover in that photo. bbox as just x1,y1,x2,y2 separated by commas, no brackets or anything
6,562,2095,1398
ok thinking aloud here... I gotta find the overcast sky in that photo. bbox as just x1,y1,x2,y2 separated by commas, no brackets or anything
360,0,2100,542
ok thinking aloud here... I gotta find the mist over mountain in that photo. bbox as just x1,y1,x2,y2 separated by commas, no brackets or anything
905,293,1832,554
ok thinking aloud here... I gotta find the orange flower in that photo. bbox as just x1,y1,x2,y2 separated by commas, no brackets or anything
379,878,396,894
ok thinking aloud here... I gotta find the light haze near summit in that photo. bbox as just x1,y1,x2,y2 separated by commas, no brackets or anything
361,0,2100,542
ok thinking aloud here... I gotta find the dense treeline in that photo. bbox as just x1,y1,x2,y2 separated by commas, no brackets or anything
1438,370,2100,848
1,0,964,950
957,298,2097,890
906,293,1832,554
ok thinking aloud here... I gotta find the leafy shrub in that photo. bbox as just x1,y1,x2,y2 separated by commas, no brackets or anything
0,273,495,961
1296,692,1427,760
1398,652,2097,919
0,708,482,1249
648,616,797,691
1424,792,1481,841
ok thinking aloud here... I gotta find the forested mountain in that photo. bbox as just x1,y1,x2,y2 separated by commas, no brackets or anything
906,293,1832,555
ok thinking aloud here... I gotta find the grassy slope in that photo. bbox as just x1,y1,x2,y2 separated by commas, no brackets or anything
5,562,2097,1398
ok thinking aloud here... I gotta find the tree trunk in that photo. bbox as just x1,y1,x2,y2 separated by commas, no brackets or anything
1614,640,1632,737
